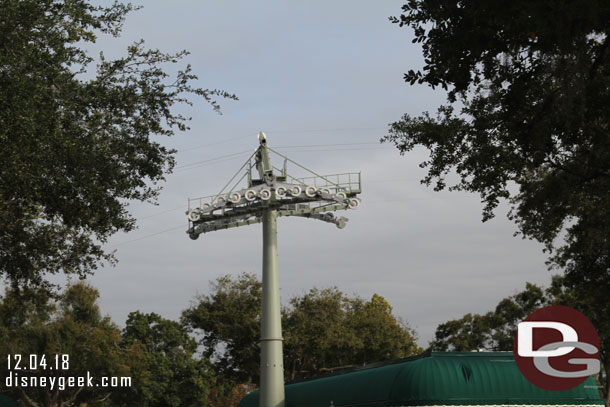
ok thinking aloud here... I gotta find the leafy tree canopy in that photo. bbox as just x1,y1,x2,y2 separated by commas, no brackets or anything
430,281,547,352
181,273,262,385
0,284,217,407
0,282,129,407
116,311,212,407
182,273,421,384
284,289,420,380
0,0,236,288
384,0,610,299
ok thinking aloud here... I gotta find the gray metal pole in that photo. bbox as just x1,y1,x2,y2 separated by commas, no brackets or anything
260,208,285,407
258,133,285,407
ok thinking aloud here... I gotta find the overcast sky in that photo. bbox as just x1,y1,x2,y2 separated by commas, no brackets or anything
56,1,554,346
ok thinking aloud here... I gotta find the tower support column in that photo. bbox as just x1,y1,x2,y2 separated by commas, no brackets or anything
260,208,285,407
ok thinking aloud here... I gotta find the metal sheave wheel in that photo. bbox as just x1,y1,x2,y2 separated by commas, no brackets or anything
229,192,241,203
275,186,287,198
245,189,257,201
187,209,201,222
259,188,272,200
199,202,211,212
214,195,226,205
335,191,347,200
289,186,302,196
347,198,360,209
305,185,317,197
319,187,331,196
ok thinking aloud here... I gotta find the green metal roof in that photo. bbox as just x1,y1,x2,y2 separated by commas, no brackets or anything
239,352,604,407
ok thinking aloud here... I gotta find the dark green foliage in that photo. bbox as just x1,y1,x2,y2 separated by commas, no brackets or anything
284,290,421,380
0,284,215,407
182,273,421,384
284,287,352,379
547,279,610,404
385,0,610,299
115,312,212,407
0,0,236,288
430,282,546,351
386,4,610,401
181,273,262,385
0,283,129,407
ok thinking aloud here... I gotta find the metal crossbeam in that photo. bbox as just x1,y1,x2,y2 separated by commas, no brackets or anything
188,203,352,237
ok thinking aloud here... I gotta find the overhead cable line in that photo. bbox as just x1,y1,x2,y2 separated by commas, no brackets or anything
172,143,390,174
177,134,252,153
263,127,383,133
175,130,384,155
174,150,253,170
273,142,379,148
108,225,185,248
275,147,392,154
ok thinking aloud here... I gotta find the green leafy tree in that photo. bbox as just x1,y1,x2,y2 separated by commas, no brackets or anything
384,0,610,336
0,284,218,407
205,382,252,407
0,282,129,407
546,279,610,404
284,290,420,380
349,293,421,366
386,4,609,402
0,0,236,288
430,313,489,352
283,287,357,379
114,312,213,407
182,274,421,385
430,282,547,351
181,273,262,385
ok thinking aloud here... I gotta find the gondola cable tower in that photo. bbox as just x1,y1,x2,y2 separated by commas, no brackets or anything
186,133,362,407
